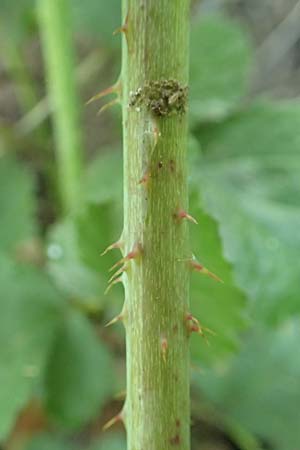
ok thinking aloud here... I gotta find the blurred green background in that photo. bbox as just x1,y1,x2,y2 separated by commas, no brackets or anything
1,1,300,449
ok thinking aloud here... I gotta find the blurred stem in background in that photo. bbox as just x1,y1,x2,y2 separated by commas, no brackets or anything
38,0,83,216
15,48,109,137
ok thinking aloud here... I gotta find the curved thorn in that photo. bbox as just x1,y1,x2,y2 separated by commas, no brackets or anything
113,10,129,36
101,240,123,256
202,327,217,336
108,265,127,283
113,25,127,36
97,98,119,116
201,266,223,283
86,80,122,105
109,257,126,273
186,313,216,345
175,209,198,225
104,277,123,295
109,243,142,272
189,260,223,283
102,413,122,432
104,313,123,328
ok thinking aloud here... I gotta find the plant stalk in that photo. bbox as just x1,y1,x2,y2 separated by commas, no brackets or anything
121,1,191,449
38,0,83,216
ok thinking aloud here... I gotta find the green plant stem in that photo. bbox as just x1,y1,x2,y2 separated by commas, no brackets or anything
38,0,83,216
121,1,191,449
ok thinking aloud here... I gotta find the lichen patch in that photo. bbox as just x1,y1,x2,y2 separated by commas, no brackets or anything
129,79,188,117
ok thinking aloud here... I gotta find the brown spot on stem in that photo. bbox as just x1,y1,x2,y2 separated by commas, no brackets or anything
170,434,180,445
158,161,163,169
176,419,180,428
138,170,151,186
169,159,175,172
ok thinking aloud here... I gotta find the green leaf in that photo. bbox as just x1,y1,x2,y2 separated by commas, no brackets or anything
0,155,36,254
189,197,247,365
70,0,121,49
0,257,64,440
47,203,122,309
190,15,252,123
89,434,126,450
24,433,73,450
198,320,300,450
44,311,115,428
191,102,300,324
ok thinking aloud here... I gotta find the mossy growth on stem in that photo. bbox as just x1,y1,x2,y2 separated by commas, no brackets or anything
129,79,188,117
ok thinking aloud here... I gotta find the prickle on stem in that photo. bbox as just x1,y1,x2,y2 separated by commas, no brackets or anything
109,242,142,272
102,411,124,432
175,209,198,225
104,313,123,328
113,10,129,36
97,98,119,116
86,79,122,105
113,11,130,51
108,264,127,284
189,259,223,283
101,239,123,256
104,277,123,295
185,313,216,344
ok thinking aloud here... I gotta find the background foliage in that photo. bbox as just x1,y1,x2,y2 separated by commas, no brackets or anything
0,1,299,449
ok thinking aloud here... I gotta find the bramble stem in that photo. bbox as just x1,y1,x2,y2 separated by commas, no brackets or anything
121,1,191,449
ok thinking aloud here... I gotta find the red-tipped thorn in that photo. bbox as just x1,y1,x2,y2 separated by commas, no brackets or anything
109,243,142,272
104,277,123,295
189,260,223,283
102,413,123,431
185,313,216,345
161,337,168,363
105,313,123,328
175,209,198,225
86,80,122,105
101,240,123,256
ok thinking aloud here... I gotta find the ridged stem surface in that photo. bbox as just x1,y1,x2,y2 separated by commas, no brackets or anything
121,2,191,449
